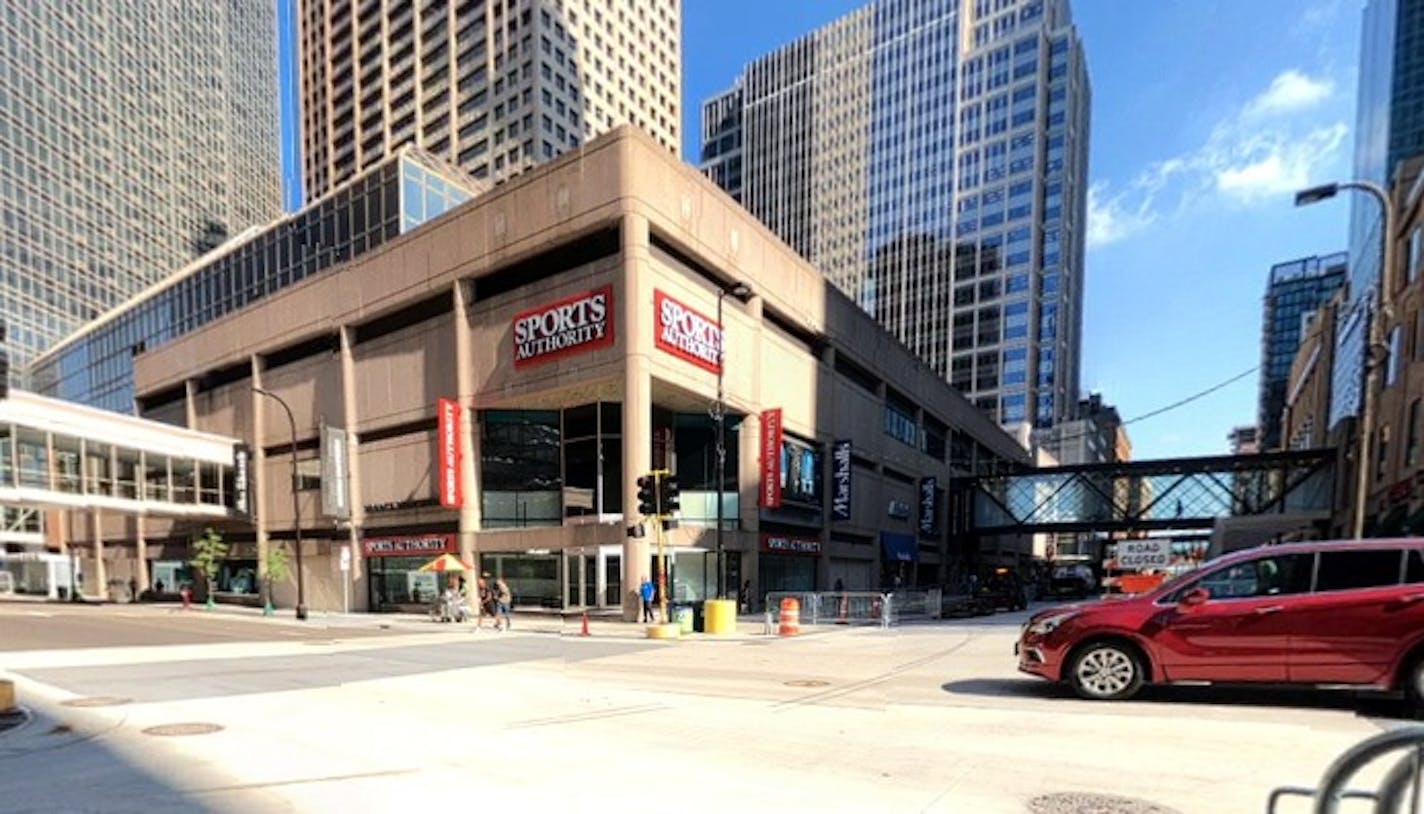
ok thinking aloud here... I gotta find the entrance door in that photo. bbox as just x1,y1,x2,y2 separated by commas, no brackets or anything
582,554,596,608
564,553,583,608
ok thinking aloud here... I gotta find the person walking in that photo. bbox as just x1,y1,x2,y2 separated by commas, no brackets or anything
476,575,493,630
494,576,513,631
639,577,655,622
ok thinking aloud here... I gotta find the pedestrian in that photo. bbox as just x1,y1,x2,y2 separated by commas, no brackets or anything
739,579,751,614
480,572,497,626
475,575,491,629
494,576,513,631
129,576,139,603
834,577,844,593
639,577,655,622
155,578,165,594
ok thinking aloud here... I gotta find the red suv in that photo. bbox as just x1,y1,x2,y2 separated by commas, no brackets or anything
1017,539,1424,702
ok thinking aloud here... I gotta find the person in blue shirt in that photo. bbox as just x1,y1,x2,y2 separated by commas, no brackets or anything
639,577,655,622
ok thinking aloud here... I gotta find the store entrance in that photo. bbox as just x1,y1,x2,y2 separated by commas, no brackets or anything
562,547,621,609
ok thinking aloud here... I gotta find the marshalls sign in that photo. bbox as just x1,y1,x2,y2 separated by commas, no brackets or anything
1117,539,1172,571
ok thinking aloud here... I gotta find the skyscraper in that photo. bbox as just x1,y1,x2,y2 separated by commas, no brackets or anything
1257,253,1347,450
699,0,1090,430
1334,0,1424,428
0,3,280,369
297,0,680,201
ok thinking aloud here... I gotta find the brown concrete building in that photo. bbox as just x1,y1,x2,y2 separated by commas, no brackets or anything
73,128,1027,617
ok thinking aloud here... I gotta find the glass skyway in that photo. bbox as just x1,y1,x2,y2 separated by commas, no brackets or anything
960,449,1335,535
0,390,243,519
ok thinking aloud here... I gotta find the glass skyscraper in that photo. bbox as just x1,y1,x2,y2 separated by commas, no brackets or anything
1334,0,1424,428
699,0,1089,430
0,2,280,369
1258,253,1347,450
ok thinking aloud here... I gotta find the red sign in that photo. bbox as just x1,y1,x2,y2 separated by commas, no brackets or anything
760,534,821,556
362,534,457,558
760,408,783,508
654,290,722,374
513,286,614,367
437,398,462,508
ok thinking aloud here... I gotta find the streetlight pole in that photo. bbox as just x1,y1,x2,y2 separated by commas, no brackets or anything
253,387,308,620
714,282,751,599
1295,180,1397,539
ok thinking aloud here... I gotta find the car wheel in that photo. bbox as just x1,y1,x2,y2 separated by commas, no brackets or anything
1405,656,1424,710
1069,642,1145,701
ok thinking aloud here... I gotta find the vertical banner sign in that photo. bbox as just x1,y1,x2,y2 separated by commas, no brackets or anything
918,476,939,538
320,424,351,519
760,408,783,508
831,440,852,521
437,398,463,509
231,443,251,518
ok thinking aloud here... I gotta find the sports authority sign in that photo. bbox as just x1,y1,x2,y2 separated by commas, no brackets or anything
512,285,613,367
436,398,462,509
654,290,721,374
760,408,783,508
361,534,457,558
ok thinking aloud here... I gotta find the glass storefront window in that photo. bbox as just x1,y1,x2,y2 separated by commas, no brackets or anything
143,454,170,501
85,442,112,496
16,427,47,489
481,410,561,528
0,426,11,488
116,448,140,499
53,434,81,494
483,552,561,608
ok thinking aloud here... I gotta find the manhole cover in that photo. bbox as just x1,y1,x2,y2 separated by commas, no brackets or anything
783,679,831,688
141,723,224,737
1027,792,1181,814
61,696,131,708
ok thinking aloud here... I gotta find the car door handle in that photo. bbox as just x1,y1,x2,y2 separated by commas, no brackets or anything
1253,605,1284,615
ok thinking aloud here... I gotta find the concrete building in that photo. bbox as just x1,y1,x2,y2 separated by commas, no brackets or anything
1282,291,1344,453
1228,426,1260,456
64,128,1028,617
1258,253,1347,449
30,148,482,414
699,0,1091,432
0,2,279,369
297,0,680,201
1035,393,1128,466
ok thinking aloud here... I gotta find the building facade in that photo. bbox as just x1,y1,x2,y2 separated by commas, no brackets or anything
297,0,680,201
1258,253,1347,450
31,149,482,414
67,129,1029,617
0,2,279,369
1335,0,1424,429
699,0,1091,432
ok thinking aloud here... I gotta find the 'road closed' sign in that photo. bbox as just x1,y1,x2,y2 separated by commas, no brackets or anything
1117,539,1171,571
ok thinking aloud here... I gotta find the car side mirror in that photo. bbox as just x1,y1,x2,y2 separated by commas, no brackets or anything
1180,587,1209,608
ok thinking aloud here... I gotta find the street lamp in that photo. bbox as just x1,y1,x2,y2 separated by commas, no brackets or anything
1295,180,1397,539
253,387,308,620
715,281,752,599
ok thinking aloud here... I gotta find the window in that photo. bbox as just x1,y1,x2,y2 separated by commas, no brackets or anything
1192,553,1313,599
1410,227,1422,285
1378,424,1390,481
1409,399,1421,468
1387,325,1403,387
1407,549,1424,584
1315,549,1403,592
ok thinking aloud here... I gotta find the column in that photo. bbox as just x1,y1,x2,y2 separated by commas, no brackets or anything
251,355,270,591
452,280,482,575
134,514,149,592
91,508,106,601
621,213,652,621
737,294,765,610
184,378,199,429
338,325,366,608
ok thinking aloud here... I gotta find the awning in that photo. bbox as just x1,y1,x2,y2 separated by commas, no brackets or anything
880,532,918,562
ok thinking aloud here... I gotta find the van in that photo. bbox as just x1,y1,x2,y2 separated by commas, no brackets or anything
1016,539,1424,703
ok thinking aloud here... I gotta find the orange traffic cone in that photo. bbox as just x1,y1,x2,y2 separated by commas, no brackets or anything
581,611,590,637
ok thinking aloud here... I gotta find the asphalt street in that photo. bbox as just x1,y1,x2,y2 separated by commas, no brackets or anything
1,602,1417,813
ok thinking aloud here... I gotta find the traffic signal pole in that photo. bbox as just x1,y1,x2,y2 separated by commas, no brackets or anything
655,470,668,625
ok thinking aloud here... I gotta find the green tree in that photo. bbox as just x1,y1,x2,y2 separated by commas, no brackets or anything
189,527,228,610
262,545,290,616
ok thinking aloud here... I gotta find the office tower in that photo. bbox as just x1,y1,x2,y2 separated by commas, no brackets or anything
297,0,680,201
0,3,279,369
32,148,482,413
1258,253,1347,449
1334,0,1424,427
699,0,1090,430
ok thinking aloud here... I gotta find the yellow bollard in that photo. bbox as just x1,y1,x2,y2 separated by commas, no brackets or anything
645,623,681,639
0,679,15,714
703,598,737,635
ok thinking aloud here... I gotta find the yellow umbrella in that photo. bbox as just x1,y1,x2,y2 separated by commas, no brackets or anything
418,554,476,573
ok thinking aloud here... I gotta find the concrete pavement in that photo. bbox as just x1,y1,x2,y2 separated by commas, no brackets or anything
1,603,1410,813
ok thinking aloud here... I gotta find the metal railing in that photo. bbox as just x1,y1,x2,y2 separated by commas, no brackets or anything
762,590,945,630
1268,725,1424,813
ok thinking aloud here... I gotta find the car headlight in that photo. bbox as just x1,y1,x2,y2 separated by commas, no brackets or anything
1027,611,1079,636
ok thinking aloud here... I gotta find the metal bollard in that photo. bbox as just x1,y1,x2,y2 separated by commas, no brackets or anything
881,594,892,629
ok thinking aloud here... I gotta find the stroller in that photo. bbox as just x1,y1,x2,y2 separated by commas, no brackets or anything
430,589,472,623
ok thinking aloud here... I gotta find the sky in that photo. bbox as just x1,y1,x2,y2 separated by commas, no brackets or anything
680,0,1365,461
275,0,1365,463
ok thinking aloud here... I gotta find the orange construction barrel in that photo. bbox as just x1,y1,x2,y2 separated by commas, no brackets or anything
779,597,800,637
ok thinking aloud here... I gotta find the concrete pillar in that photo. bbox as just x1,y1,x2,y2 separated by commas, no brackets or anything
91,509,106,601
737,294,765,609
134,514,149,592
452,280,481,575
251,355,270,588
338,325,365,608
620,212,652,621
184,378,199,429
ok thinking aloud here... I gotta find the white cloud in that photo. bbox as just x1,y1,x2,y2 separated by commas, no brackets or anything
1087,183,1156,248
1244,70,1334,118
1214,123,1349,201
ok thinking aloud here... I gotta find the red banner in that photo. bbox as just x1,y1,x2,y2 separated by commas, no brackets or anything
437,398,463,509
362,534,457,558
654,290,722,374
760,408,783,508
512,285,614,368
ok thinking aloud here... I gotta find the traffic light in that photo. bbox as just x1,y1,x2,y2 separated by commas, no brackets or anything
636,474,658,516
659,475,680,516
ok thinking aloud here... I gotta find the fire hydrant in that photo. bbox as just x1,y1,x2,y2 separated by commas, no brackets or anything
179,586,192,610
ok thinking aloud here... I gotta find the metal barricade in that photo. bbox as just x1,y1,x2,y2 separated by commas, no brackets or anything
1267,725,1424,813
764,592,896,629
